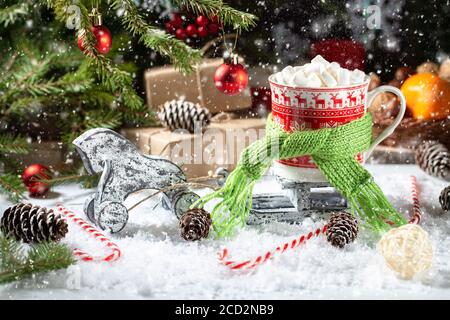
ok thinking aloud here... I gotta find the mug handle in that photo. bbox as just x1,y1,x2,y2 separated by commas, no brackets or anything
365,85,406,158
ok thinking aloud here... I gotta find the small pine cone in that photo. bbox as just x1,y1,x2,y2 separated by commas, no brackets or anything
179,208,212,241
0,203,68,243
158,99,211,133
326,212,358,248
415,141,450,180
439,186,450,211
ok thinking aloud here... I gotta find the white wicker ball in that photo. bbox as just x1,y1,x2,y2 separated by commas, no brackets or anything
378,224,433,279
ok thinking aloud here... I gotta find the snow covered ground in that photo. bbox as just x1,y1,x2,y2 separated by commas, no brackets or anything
1,164,450,300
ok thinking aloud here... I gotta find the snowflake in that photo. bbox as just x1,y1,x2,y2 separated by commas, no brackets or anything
273,115,284,127
289,120,308,132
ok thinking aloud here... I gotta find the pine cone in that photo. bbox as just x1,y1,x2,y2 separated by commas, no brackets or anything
439,185,450,211
415,140,450,180
326,212,358,248
179,208,211,241
158,99,211,133
0,203,68,243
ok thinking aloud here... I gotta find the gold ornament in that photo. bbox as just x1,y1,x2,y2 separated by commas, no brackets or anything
378,224,433,279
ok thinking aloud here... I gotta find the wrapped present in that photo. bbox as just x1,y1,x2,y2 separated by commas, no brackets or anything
144,58,252,114
122,117,266,178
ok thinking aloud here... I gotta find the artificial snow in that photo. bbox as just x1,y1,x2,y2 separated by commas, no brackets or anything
1,165,450,299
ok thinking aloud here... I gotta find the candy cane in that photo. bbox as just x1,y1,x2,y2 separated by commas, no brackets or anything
409,175,422,225
57,204,121,262
219,176,424,271
218,225,327,270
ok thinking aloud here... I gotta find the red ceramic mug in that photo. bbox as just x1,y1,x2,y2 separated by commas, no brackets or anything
268,75,406,182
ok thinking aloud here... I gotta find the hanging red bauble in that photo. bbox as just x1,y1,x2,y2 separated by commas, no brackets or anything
196,15,209,27
185,24,198,37
214,55,249,95
21,164,52,197
77,9,112,55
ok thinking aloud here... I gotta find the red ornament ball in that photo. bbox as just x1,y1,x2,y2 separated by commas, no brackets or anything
214,61,249,95
196,15,209,26
185,24,198,37
78,25,112,55
21,164,52,197
175,28,187,40
197,26,208,38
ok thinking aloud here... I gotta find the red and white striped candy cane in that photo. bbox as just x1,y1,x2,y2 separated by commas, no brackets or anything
219,175,424,271
409,175,422,225
57,204,121,262
218,225,327,270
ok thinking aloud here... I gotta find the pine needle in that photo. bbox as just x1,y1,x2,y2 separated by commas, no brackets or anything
0,233,75,285
173,0,258,31
0,174,26,202
0,134,29,154
0,2,30,27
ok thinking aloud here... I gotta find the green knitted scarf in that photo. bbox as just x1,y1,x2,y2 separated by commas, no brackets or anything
194,113,406,238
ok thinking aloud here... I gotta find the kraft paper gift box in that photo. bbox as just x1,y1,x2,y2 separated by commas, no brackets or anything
144,58,252,114
122,118,266,178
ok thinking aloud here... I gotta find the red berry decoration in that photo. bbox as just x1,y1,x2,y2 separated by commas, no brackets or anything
196,15,209,26
207,23,220,35
171,13,183,28
21,164,52,197
165,21,176,33
210,15,219,24
214,56,249,96
77,9,112,55
185,24,198,37
197,25,208,38
175,28,187,40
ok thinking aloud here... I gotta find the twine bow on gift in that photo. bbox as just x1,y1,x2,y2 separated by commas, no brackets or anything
194,113,407,238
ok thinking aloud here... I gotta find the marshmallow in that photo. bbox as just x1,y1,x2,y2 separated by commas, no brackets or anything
350,69,366,84
306,73,323,87
273,72,284,84
311,55,330,68
337,68,351,86
272,55,367,87
327,62,341,79
292,70,308,86
304,62,323,75
319,70,338,87
281,66,295,77
281,66,295,85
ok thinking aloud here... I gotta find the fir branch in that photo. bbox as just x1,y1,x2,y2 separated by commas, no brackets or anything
0,233,75,285
0,134,29,154
89,55,146,112
0,174,26,202
46,0,146,112
0,3,30,27
173,0,258,31
85,109,122,129
111,0,202,74
39,172,99,189
13,78,93,100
